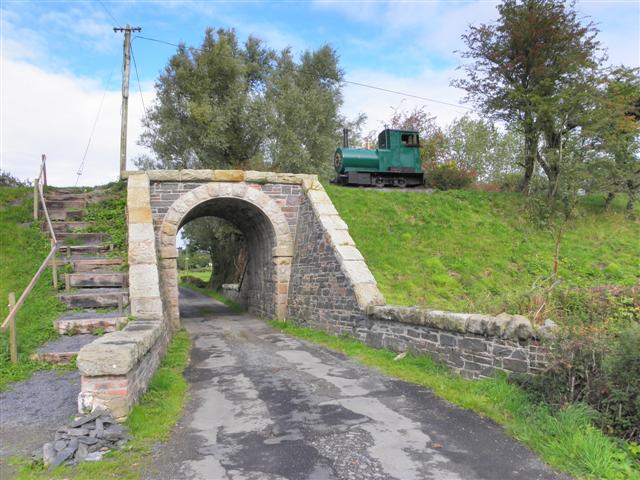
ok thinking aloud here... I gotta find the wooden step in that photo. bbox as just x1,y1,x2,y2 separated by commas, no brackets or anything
54,311,127,335
57,244,112,256
70,257,124,272
58,288,129,309
57,232,107,246
64,272,126,289
44,193,89,202
48,209,86,221
45,199,87,210
44,221,93,233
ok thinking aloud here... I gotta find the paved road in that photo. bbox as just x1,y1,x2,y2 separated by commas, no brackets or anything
146,288,565,480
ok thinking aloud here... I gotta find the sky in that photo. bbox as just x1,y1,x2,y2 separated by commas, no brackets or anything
1,0,639,186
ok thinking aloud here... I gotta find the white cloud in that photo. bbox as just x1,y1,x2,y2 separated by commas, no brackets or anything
0,56,153,186
340,67,471,134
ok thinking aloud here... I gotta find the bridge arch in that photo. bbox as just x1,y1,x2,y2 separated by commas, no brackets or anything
157,182,293,326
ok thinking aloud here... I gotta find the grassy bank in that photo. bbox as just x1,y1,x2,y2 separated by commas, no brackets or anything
14,329,191,479
271,320,639,479
0,187,65,390
326,186,640,316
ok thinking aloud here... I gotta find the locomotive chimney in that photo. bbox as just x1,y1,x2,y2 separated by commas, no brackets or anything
342,128,349,148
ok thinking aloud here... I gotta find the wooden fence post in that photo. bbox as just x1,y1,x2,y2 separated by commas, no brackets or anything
42,154,47,187
8,293,17,364
33,182,38,221
50,239,58,289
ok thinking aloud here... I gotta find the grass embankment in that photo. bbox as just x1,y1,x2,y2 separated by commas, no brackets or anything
0,187,65,390
271,321,639,480
84,182,127,257
14,330,191,479
326,186,640,316
178,271,244,312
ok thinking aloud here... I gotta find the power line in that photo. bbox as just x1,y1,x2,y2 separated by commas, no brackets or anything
96,0,121,28
130,42,149,124
343,80,471,111
133,34,472,111
75,64,118,186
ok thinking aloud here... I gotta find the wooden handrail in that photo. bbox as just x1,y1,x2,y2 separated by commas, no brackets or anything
2,155,58,333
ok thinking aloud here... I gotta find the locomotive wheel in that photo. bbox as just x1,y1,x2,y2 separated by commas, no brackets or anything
334,152,343,171
396,178,407,187
374,176,385,187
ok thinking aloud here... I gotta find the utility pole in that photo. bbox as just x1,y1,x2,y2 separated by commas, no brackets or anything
114,25,141,179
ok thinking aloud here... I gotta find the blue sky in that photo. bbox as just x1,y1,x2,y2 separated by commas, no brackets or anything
2,0,639,186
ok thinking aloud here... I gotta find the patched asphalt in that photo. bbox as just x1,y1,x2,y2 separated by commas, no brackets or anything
144,287,568,480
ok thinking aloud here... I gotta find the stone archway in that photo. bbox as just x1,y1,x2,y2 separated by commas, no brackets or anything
157,183,294,327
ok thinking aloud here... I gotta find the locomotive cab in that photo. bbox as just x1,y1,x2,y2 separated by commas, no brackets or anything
333,128,424,187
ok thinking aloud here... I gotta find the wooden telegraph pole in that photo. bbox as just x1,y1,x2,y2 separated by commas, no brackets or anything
114,25,141,179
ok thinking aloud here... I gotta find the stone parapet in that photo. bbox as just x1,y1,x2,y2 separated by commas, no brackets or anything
77,320,168,420
366,305,538,342
123,169,318,186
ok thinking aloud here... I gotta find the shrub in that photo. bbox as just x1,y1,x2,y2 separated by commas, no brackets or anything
515,295,640,442
424,161,475,190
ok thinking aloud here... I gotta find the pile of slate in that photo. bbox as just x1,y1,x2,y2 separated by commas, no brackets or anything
34,408,130,470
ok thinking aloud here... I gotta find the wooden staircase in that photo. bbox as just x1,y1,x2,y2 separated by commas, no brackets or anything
33,189,129,363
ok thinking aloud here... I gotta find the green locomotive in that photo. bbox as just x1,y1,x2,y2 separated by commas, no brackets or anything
333,128,424,187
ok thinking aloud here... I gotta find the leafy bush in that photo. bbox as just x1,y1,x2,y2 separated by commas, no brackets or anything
0,170,30,187
515,294,640,442
424,161,475,190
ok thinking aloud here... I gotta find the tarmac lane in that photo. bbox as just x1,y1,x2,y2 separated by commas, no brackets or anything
144,287,567,480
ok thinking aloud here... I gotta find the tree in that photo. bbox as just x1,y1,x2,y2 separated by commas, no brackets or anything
445,116,523,182
454,0,603,193
137,28,346,177
138,28,273,170
590,67,640,217
265,46,344,178
181,217,246,290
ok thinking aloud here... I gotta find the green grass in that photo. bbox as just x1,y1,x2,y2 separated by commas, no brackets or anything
84,182,127,255
179,270,211,282
14,329,191,479
0,187,66,390
178,274,245,313
271,320,640,480
326,186,640,315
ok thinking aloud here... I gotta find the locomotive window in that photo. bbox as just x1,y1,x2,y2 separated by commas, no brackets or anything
378,131,387,149
401,133,419,147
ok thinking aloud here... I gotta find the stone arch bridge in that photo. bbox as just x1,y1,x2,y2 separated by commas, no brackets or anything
78,169,546,419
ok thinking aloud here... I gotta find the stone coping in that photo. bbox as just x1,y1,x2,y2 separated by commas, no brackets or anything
77,320,164,376
122,169,318,186
366,305,551,342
